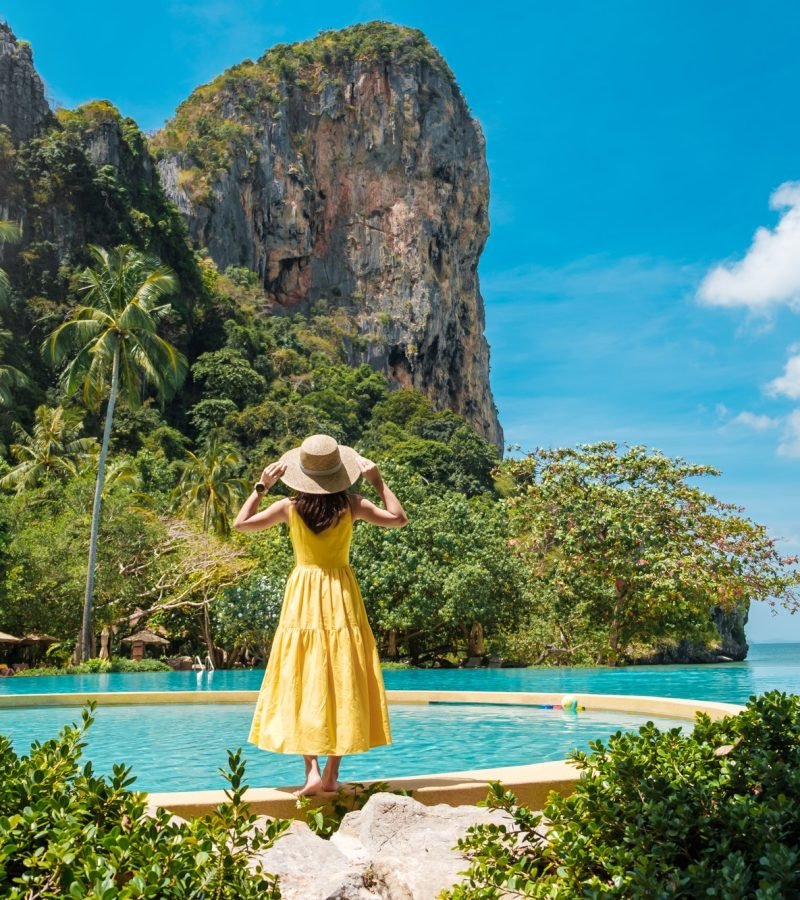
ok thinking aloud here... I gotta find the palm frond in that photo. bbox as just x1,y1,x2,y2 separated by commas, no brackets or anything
0,364,30,406
132,268,179,309
0,221,21,244
42,317,103,366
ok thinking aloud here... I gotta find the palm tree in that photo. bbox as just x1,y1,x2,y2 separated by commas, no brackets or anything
43,244,188,660
0,220,21,303
173,439,246,537
0,329,29,406
0,220,29,406
0,405,97,492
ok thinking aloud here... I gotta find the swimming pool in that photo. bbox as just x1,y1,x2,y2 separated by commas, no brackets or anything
0,643,793,793
1,643,796,703
0,700,690,792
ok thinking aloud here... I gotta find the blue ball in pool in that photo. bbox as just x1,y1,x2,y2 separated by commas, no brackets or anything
561,694,579,712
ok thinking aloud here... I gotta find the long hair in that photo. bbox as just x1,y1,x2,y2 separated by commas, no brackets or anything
292,491,349,534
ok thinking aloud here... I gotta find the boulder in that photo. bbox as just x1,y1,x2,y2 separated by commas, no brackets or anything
255,792,511,899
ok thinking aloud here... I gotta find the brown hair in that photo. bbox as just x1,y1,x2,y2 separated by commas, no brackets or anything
292,491,350,534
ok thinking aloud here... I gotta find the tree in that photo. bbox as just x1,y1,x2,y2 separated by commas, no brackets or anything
0,405,96,492
351,466,526,662
503,442,800,665
0,220,30,406
172,439,245,536
43,244,187,660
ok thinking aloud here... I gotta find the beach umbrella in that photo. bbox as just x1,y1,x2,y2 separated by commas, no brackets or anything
121,630,170,646
0,631,21,644
122,629,170,661
19,633,58,646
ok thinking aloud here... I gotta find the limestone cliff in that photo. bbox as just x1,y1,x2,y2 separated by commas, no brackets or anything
633,603,749,665
151,23,502,448
0,21,54,146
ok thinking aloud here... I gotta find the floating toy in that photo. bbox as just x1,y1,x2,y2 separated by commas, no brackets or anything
561,694,579,711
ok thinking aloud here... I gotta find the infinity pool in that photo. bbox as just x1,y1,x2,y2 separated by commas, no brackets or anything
0,701,690,792
0,643,796,704
0,644,795,792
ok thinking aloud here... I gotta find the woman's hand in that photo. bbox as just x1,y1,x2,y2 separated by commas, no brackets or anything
259,461,286,490
355,454,382,487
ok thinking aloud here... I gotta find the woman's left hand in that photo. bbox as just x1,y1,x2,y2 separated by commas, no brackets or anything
259,461,286,490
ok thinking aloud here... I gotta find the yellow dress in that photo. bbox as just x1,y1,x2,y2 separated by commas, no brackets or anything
248,503,392,756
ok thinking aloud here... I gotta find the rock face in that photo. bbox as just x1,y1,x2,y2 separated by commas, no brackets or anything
256,792,511,900
0,21,54,145
634,603,749,665
153,24,502,448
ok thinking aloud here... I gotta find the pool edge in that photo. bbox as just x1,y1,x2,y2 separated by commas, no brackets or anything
0,689,743,818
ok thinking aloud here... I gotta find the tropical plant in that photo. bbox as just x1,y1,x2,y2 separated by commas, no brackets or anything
0,219,21,307
0,219,30,406
502,443,800,665
0,704,288,897
172,438,245,536
445,691,800,898
352,465,526,662
42,244,187,660
0,405,96,492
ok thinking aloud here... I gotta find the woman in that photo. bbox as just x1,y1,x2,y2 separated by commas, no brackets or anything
233,433,408,796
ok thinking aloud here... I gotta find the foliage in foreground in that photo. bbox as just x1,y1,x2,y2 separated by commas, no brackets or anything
444,690,800,898
0,705,289,898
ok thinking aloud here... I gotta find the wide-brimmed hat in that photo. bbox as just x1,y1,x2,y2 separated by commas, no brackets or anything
279,434,361,494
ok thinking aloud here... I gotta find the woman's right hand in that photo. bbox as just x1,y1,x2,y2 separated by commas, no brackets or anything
259,461,286,490
355,454,382,487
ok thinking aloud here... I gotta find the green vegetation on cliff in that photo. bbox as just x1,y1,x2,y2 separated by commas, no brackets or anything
149,21,453,199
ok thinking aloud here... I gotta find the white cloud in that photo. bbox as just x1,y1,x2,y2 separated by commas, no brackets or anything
768,354,800,400
730,411,781,430
698,181,800,312
778,410,800,458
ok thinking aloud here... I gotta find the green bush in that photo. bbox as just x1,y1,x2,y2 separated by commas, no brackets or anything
444,691,800,898
15,658,172,677
0,705,289,897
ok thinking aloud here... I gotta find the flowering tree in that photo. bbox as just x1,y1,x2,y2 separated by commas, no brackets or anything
503,442,800,665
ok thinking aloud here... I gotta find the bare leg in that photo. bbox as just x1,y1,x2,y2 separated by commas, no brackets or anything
293,755,323,797
321,755,345,792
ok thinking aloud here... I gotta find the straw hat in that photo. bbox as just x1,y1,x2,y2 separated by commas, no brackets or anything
279,434,361,494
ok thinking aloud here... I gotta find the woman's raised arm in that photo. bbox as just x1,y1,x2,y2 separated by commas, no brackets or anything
233,462,290,532
351,455,409,528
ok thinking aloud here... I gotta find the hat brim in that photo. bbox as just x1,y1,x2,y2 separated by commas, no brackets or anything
279,444,362,494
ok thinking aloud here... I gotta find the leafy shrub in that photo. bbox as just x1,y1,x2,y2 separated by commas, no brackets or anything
444,691,800,898
0,705,289,898
16,657,172,677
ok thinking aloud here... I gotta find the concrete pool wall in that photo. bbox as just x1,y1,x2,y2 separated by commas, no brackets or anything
0,689,744,818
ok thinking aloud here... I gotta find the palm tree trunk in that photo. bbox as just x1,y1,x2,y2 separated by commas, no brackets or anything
81,345,120,661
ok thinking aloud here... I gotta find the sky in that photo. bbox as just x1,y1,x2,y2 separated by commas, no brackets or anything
2,0,799,641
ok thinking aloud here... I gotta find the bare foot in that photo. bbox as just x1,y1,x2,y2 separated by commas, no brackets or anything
293,772,324,797
320,779,348,793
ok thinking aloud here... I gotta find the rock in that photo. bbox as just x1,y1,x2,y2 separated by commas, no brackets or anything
153,23,502,448
632,602,749,664
0,22,55,144
255,820,355,900
253,793,510,899
331,793,511,899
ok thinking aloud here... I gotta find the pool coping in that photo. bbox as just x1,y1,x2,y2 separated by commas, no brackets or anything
0,689,744,819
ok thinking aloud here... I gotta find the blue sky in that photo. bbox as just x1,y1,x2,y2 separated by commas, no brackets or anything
2,0,799,640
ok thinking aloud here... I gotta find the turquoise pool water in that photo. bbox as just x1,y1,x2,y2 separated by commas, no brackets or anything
0,702,689,793
1,643,797,704
0,643,795,792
